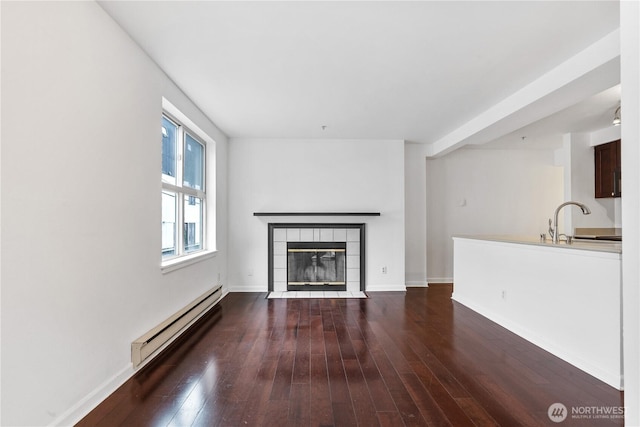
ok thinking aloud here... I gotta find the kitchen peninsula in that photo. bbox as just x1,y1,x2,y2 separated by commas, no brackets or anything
452,235,622,389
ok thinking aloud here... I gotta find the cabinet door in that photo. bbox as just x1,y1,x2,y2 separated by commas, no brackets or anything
595,139,621,198
614,139,621,197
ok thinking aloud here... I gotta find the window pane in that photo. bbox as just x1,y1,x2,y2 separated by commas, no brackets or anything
184,133,204,190
162,191,177,258
162,116,178,185
184,195,203,253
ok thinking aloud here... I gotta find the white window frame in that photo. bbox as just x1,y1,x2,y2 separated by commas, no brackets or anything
161,100,216,272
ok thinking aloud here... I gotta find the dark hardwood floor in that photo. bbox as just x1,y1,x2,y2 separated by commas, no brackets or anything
77,285,624,426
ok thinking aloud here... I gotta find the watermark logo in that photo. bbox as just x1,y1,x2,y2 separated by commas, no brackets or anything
548,403,568,423
547,403,625,423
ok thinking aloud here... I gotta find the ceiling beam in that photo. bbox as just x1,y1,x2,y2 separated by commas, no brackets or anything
426,29,621,158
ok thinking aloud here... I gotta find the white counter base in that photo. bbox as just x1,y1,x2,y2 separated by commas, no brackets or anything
452,236,622,390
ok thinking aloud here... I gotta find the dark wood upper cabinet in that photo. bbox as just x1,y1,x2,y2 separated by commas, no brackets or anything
595,139,621,198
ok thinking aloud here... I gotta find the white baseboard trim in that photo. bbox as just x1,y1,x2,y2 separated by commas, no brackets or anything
228,284,267,292
405,281,428,287
427,277,453,284
49,364,133,427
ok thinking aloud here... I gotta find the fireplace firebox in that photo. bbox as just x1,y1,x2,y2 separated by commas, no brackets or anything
287,242,346,291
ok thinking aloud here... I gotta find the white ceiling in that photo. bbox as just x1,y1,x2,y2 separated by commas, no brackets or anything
98,1,620,154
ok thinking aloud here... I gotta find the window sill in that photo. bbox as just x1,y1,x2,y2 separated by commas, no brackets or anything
161,250,217,274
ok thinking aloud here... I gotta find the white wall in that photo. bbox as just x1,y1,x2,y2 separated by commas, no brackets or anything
1,2,228,426
228,138,405,292
621,0,640,423
404,143,429,286
425,148,563,281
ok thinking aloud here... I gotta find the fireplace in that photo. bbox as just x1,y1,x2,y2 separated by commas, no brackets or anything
267,223,365,292
287,242,347,291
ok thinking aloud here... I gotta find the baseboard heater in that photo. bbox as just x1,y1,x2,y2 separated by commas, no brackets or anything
131,285,222,368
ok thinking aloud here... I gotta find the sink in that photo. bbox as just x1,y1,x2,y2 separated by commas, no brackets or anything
574,227,622,242
574,236,622,242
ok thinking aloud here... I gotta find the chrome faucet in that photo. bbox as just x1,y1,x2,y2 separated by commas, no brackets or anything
550,201,591,244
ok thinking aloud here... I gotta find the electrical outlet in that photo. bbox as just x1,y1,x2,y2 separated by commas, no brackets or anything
382,266,387,274
502,290,506,299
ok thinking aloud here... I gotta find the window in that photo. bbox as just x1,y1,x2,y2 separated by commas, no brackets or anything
161,112,206,260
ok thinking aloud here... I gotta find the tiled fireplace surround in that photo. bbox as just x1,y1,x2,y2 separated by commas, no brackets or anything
268,223,365,292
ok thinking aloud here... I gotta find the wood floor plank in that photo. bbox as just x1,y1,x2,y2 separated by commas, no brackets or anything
332,308,358,361
77,287,624,427
269,350,295,401
454,397,499,427
377,410,405,427
226,330,271,402
236,357,278,426
213,399,247,427
288,383,311,425
342,359,380,426
309,353,334,427
404,332,472,399
309,314,326,355
292,315,311,384
401,369,459,427
323,331,352,404
388,387,430,426
331,402,357,427
258,400,290,427
351,340,397,412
